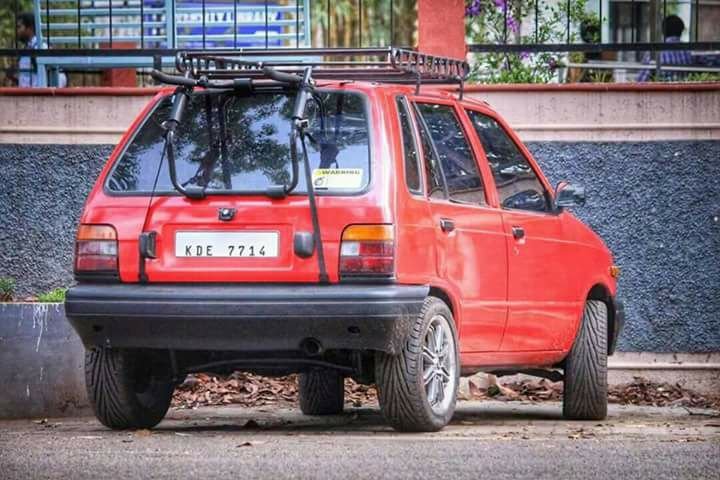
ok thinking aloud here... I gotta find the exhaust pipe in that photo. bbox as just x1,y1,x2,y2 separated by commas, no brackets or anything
300,338,323,357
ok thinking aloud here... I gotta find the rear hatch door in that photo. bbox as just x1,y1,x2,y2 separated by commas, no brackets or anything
105,89,372,283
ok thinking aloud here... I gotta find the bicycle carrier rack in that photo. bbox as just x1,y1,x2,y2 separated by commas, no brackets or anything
147,47,469,284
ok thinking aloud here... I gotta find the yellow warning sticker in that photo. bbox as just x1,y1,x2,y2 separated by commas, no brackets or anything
311,168,363,190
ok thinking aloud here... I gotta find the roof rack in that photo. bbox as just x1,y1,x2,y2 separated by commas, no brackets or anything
170,47,469,94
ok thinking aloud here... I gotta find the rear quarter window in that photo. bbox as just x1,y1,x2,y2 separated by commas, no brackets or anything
106,90,371,195
396,97,422,195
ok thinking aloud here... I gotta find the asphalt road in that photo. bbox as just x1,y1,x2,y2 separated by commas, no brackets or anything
1,401,718,480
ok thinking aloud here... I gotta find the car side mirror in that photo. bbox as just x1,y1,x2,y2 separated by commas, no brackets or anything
555,181,586,209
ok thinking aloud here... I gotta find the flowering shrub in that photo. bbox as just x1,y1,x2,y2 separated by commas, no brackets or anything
465,0,590,83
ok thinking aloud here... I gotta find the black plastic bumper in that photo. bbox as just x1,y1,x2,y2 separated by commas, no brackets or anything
65,283,429,355
609,298,625,355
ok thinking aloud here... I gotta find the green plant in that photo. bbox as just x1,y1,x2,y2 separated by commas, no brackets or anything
686,72,720,82
311,0,416,47
36,287,67,303
465,0,591,83
0,277,15,302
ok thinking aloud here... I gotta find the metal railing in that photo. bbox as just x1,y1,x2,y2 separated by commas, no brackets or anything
33,0,311,50
2,0,720,87
4,0,312,86
465,0,720,81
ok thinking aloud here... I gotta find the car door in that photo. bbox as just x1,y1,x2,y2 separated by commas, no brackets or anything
410,98,508,353
465,109,580,352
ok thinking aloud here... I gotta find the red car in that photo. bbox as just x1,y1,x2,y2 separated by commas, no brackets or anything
66,49,623,432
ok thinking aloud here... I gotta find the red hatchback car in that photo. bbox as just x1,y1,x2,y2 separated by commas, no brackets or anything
66,49,623,432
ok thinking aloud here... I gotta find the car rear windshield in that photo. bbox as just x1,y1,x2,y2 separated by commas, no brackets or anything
106,90,370,195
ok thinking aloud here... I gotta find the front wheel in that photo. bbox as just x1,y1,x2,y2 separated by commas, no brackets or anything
563,300,608,420
85,348,174,430
375,297,460,432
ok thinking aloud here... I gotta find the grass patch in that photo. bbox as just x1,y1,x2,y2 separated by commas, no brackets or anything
0,277,15,302
36,288,67,303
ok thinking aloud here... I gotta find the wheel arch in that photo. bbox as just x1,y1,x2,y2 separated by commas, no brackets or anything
428,285,456,318
585,283,618,355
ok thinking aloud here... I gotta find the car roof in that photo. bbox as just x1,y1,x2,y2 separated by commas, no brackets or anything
155,81,498,115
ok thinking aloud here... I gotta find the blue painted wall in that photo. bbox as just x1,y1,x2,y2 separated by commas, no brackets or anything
530,141,720,353
1,141,718,352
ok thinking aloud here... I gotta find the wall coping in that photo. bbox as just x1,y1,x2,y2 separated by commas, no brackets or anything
461,82,720,93
2,83,718,143
1,82,719,97
0,87,162,96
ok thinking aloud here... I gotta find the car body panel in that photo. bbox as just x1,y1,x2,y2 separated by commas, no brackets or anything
71,82,619,370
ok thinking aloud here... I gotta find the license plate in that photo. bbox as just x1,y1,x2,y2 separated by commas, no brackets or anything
175,231,279,258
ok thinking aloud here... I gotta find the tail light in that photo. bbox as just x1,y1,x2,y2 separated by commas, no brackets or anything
74,224,118,279
340,224,394,278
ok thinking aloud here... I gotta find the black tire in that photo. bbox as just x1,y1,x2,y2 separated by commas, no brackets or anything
563,300,608,420
85,348,174,430
298,368,345,415
375,296,459,432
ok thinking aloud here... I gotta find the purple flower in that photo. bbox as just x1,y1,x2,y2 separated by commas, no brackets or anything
548,58,558,70
465,0,482,17
520,51,530,60
493,0,506,8
507,16,519,33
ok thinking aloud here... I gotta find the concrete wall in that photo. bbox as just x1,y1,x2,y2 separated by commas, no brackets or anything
0,303,88,418
1,85,718,354
2,84,719,144
467,84,720,141
0,88,155,144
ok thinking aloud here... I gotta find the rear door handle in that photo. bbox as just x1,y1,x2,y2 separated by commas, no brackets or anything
440,218,455,233
512,226,525,240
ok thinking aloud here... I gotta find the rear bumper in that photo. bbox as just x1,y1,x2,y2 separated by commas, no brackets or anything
65,283,428,354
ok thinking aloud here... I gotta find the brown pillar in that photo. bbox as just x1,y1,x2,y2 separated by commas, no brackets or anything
417,0,466,59
100,42,137,87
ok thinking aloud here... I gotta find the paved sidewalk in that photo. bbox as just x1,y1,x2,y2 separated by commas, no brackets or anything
1,401,718,479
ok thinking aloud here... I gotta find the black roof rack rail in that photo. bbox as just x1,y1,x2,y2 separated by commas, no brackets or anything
169,47,469,94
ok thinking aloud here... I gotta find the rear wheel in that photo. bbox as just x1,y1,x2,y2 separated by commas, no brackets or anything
375,297,459,432
85,348,174,430
563,300,608,420
298,368,345,415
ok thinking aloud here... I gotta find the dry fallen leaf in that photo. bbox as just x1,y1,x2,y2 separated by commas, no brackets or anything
171,373,720,411
236,441,266,448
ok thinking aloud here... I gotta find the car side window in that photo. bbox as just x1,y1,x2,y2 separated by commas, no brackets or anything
414,103,486,205
396,97,422,195
412,105,447,200
467,110,551,213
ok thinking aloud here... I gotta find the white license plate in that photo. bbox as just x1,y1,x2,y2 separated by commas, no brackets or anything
175,231,279,258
